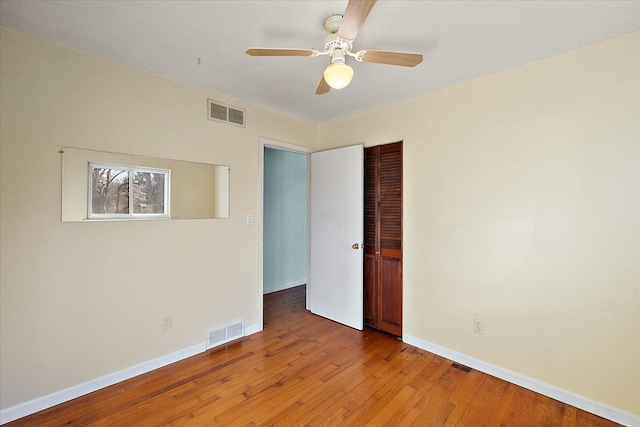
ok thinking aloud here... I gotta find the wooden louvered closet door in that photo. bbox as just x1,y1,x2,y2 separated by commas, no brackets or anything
364,142,402,336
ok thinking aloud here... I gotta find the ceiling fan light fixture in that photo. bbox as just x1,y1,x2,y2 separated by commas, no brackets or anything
246,0,423,95
323,61,354,89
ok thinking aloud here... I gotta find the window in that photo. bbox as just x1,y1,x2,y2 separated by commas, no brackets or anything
88,163,170,219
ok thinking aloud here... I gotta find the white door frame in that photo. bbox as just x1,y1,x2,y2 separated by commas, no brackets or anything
258,137,315,331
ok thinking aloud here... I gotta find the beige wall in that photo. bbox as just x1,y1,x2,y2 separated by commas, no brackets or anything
318,32,640,415
0,28,316,409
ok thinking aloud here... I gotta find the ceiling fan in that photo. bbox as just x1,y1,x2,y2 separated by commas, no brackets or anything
246,0,423,95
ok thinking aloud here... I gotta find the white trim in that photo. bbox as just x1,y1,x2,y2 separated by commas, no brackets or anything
261,138,315,155
264,279,306,295
244,323,261,336
0,322,262,425
402,334,640,427
0,342,204,424
257,137,316,332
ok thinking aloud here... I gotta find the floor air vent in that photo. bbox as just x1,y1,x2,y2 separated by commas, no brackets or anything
206,319,244,350
451,362,472,373
207,99,246,127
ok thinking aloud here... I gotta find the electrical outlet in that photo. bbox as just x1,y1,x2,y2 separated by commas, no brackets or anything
473,318,483,334
163,315,172,330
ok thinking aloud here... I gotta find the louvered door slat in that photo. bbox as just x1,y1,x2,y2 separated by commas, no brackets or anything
364,152,377,249
379,145,402,252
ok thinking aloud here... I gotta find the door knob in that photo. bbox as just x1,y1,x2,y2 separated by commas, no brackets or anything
352,243,359,250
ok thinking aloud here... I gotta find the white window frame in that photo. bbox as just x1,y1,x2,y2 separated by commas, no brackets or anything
88,162,171,220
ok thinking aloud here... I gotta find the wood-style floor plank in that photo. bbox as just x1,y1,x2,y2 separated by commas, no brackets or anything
6,285,622,427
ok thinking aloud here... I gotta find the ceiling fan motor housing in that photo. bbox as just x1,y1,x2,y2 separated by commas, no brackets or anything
323,34,353,54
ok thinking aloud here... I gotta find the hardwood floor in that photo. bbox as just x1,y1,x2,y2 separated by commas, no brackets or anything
7,285,621,426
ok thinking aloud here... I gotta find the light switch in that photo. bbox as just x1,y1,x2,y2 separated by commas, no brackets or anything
247,214,253,225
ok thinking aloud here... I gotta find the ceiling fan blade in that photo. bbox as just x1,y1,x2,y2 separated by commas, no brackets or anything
337,0,377,41
315,75,331,95
361,50,423,67
246,48,315,57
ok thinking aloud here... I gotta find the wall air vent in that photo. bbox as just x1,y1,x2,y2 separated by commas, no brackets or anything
228,108,245,126
206,319,245,350
207,99,246,127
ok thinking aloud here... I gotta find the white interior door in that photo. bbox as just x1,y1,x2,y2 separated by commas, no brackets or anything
309,145,364,330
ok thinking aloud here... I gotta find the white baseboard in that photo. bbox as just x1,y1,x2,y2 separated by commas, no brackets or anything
244,323,262,336
1,323,260,425
403,334,640,427
263,279,305,295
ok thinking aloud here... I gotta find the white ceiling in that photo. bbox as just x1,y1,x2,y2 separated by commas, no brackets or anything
1,0,639,123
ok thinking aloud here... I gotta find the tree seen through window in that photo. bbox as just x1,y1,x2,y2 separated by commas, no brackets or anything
89,165,168,217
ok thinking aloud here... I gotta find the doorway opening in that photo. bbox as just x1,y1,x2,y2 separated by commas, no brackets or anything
263,147,308,294
258,138,314,331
